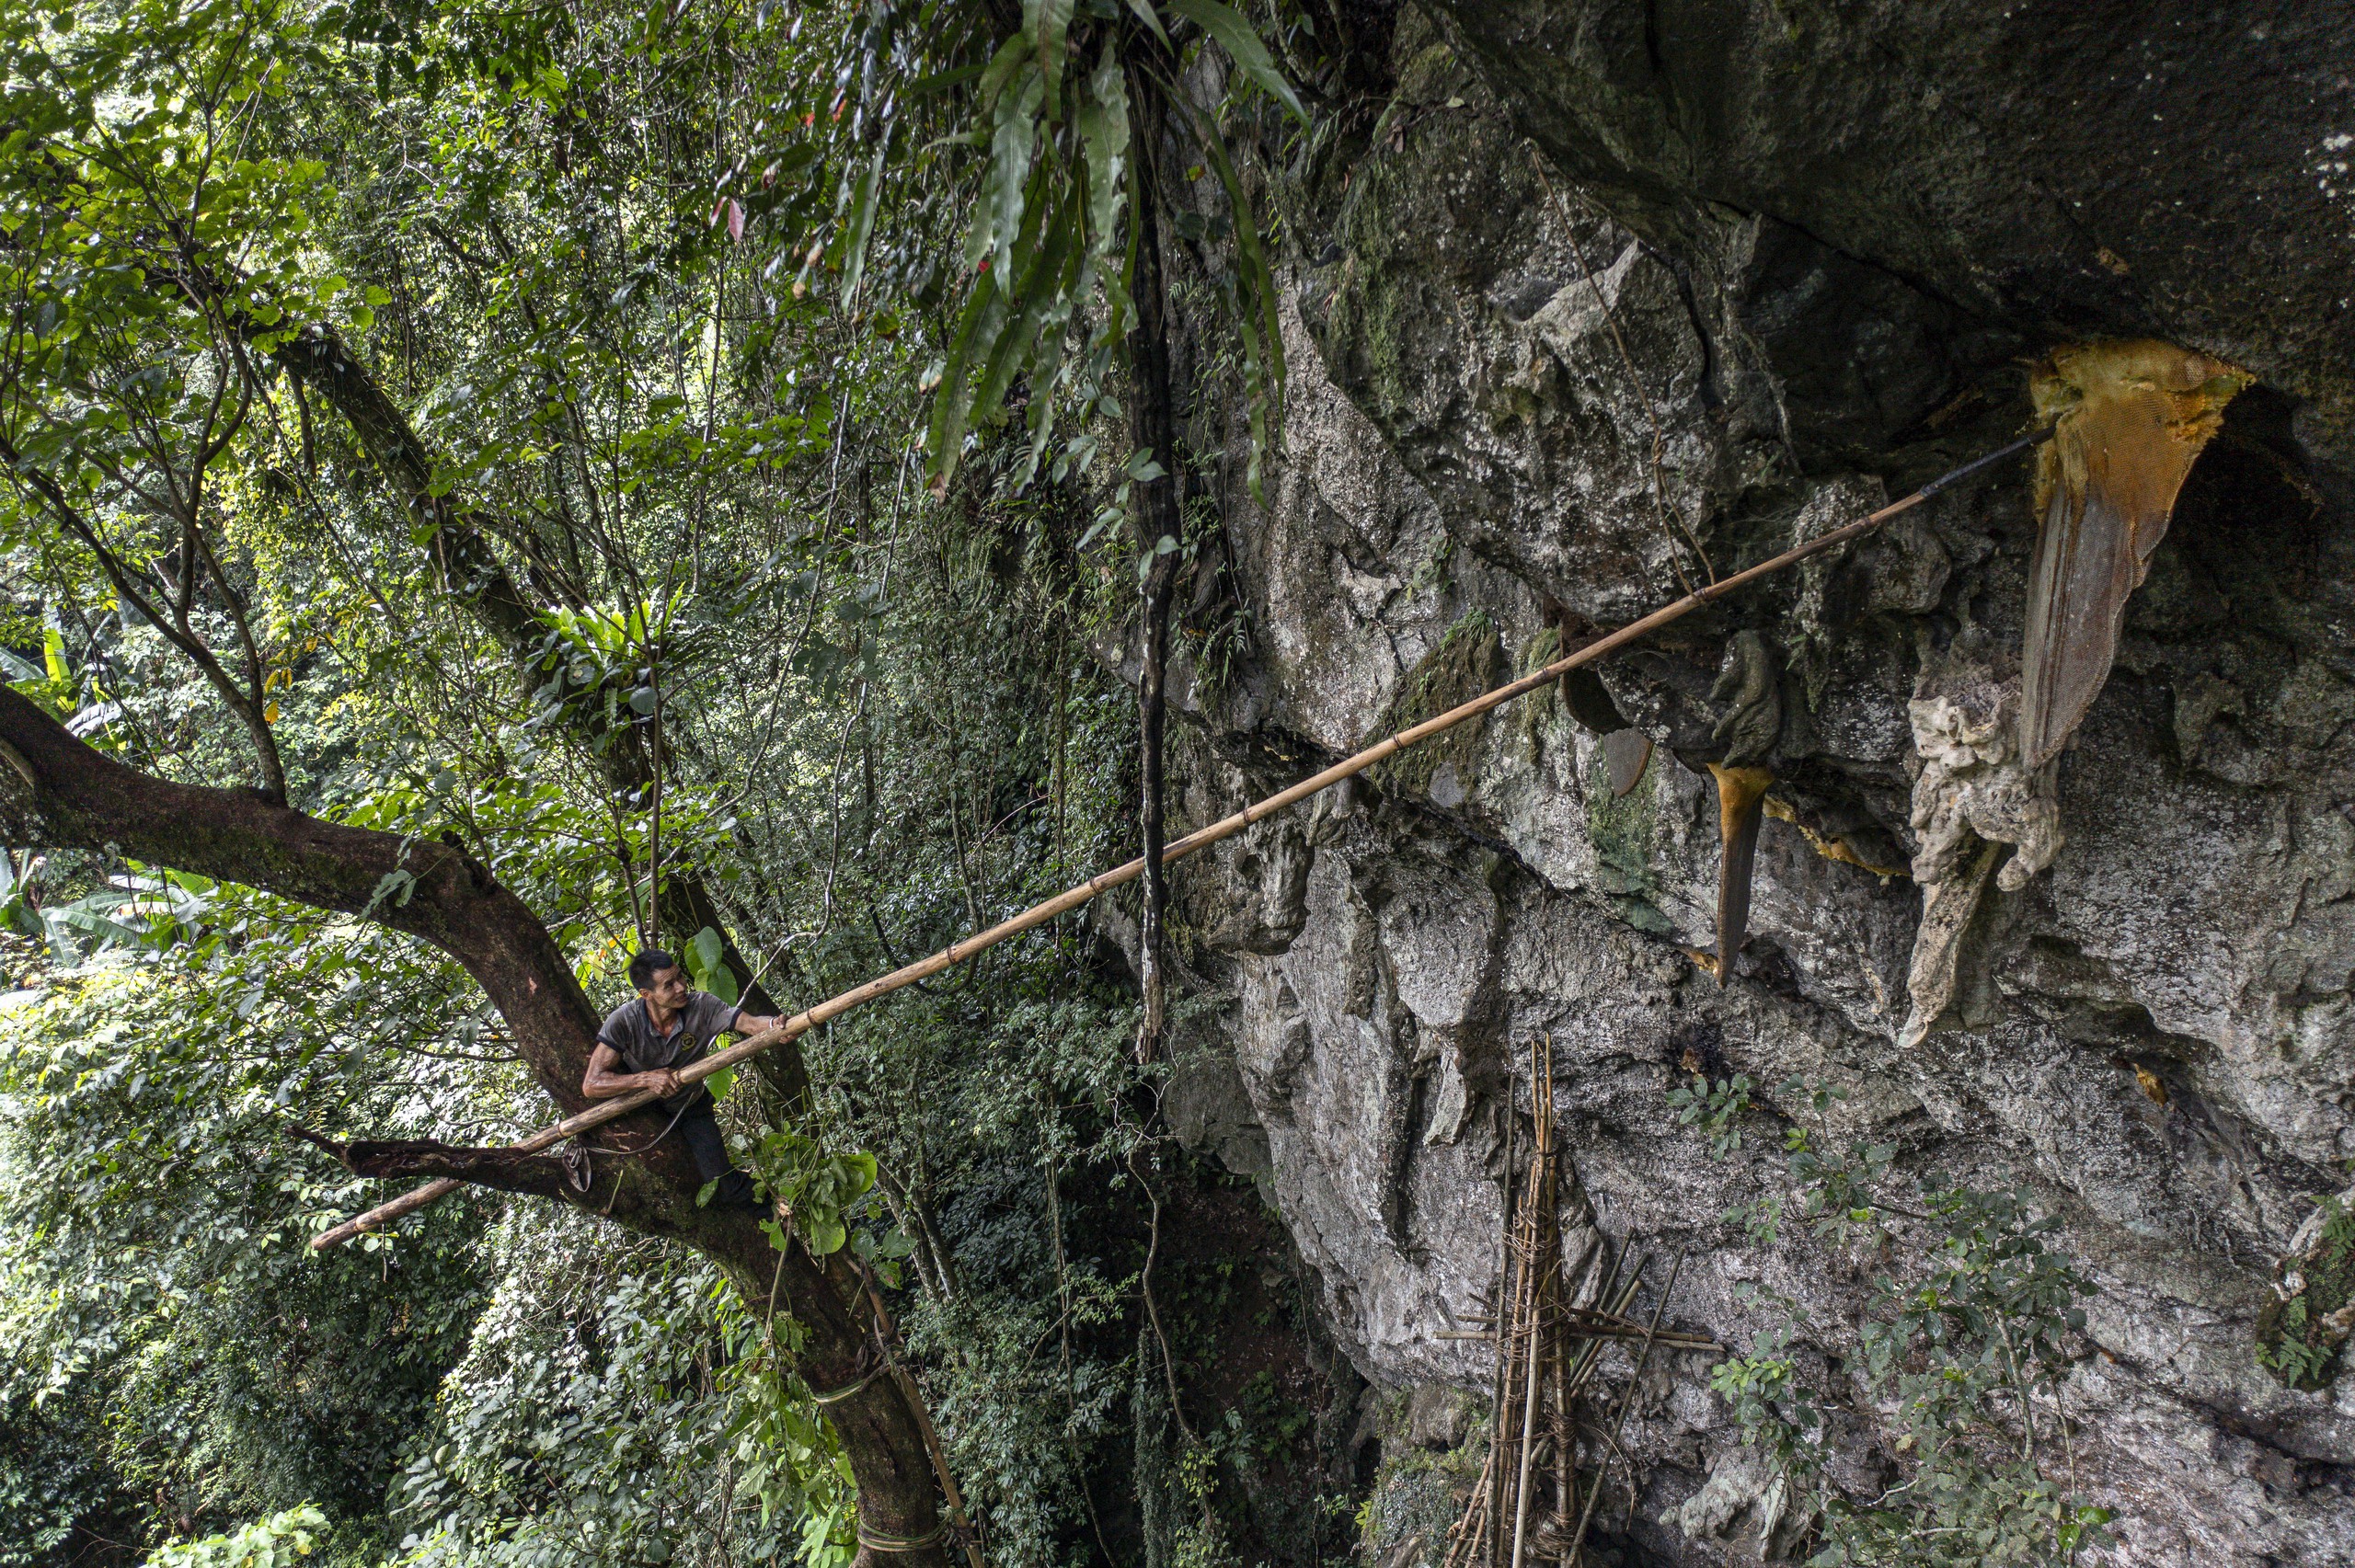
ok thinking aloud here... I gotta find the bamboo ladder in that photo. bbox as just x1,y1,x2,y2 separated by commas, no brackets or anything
1442,1043,1708,1568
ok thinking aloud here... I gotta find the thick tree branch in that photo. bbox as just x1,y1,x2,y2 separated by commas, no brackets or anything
0,683,597,1080
288,1125,583,1203
0,686,949,1562
269,326,549,647
284,1126,708,1242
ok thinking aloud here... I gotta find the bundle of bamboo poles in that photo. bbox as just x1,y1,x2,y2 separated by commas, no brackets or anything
1443,1041,1710,1568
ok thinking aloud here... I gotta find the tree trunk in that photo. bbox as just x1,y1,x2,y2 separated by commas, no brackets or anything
1126,117,1183,1066
0,688,945,1564
267,323,808,1111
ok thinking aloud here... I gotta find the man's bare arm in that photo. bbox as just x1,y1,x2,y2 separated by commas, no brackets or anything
581,1042,683,1101
729,1010,783,1036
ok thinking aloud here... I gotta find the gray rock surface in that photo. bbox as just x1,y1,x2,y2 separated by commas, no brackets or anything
1147,6,2355,1563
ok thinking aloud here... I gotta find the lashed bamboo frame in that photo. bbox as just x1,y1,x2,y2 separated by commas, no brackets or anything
313,429,2046,1252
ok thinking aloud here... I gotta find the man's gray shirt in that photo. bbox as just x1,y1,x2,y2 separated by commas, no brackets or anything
596,990,742,1113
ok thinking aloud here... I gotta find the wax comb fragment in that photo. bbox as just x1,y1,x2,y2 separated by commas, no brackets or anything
2022,341,2247,768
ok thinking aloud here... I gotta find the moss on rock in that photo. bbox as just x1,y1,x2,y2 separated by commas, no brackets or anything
1355,1391,1487,1568
1369,610,1504,807
1584,741,1674,935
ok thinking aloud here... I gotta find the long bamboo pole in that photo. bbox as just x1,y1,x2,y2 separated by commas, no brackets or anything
1483,1111,1519,1565
1508,1042,1553,1568
311,429,2046,1252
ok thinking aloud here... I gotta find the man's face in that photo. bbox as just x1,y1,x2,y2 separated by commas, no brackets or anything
639,965,691,1011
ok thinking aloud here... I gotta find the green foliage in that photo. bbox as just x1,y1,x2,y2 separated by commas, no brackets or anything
2256,1192,2355,1390
815,964,1150,1563
743,1127,882,1256
386,1212,851,1568
1726,1080,1901,1252
683,925,741,1013
1706,1306,1821,1469
1685,1076,2110,1566
735,0,1303,499
1351,1392,1480,1568
1668,1070,1753,1160
145,1505,327,1568
0,956,491,1563
0,0,1345,1561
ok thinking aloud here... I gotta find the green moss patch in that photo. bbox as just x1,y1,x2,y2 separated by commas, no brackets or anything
1356,1393,1487,1568
1369,611,1503,802
1585,741,1674,935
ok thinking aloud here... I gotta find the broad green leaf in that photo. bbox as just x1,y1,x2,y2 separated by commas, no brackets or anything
924,268,1005,491
703,962,741,1008
836,148,885,305
689,925,727,979
1025,0,1074,120
764,142,818,182
979,63,1044,283
907,59,989,97
1121,0,1170,50
967,183,1081,428
975,30,1028,109
934,143,1063,487
1076,44,1130,255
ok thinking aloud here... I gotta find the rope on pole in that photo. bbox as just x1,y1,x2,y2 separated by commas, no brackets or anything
310,429,2050,1253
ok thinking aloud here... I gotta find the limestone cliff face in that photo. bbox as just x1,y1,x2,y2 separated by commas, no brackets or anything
1145,6,2355,1564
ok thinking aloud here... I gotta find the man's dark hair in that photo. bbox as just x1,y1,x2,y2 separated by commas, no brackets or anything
628,949,681,991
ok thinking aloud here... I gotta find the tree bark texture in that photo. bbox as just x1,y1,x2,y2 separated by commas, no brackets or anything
1125,102,1183,1066
0,687,949,1565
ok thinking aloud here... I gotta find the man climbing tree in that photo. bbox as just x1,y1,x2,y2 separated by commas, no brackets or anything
0,0,1316,1558
584,950,782,1213
0,2,976,1558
